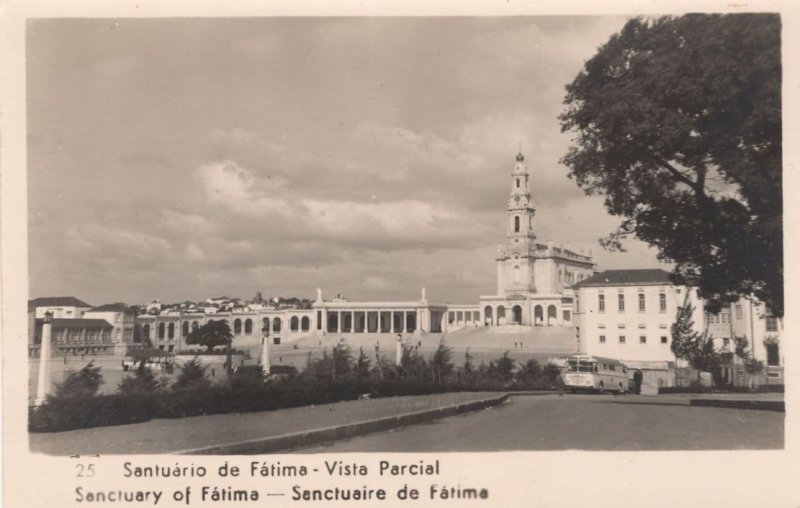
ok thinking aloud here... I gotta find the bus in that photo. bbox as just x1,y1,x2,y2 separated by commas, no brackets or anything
563,354,628,394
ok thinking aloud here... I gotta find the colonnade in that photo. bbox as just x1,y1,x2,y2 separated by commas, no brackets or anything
320,309,418,334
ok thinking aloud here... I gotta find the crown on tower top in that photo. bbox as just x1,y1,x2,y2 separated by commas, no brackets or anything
515,151,525,162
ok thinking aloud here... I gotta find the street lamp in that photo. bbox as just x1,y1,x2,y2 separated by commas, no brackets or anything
261,326,271,377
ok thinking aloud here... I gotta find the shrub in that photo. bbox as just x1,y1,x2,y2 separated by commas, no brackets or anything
118,364,163,396
173,357,211,391
55,361,104,398
29,393,153,432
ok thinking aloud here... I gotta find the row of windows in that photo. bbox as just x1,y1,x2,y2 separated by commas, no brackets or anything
599,335,669,344
597,293,668,313
139,316,314,340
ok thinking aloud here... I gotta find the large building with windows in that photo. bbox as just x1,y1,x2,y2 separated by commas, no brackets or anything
573,269,784,385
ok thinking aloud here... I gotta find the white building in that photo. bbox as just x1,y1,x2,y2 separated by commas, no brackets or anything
28,296,92,319
84,303,138,355
574,270,784,383
573,269,703,363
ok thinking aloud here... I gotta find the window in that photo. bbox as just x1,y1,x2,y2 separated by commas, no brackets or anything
735,304,743,319
514,216,520,233
766,343,779,366
661,336,668,344
766,317,779,332
619,335,626,344
721,312,730,324
639,335,646,344
638,293,646,312
598,294,605,313
660,293,667,312
516,179,520,188
618,293,625,312
599,335,606,343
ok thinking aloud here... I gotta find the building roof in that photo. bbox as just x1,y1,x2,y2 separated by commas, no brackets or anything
28,296,92,310
573,269,675,288
88,303,134,313
38,318,113,329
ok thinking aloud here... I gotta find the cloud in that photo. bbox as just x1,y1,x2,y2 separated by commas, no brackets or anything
197,160,290,217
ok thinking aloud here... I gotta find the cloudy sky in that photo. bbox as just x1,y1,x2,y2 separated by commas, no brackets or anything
27,17,667,306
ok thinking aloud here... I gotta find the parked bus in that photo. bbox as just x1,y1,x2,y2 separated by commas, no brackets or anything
563,354,628,394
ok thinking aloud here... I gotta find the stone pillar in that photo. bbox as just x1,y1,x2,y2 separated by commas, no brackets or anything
337,311,342,333
35,312,54,405
351,311,355,333
402,311,407,333
377,312,382,334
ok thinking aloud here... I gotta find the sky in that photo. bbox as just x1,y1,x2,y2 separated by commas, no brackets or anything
27,16,668,306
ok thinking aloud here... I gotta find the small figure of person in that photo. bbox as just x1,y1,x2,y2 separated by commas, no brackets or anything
633,369,643,395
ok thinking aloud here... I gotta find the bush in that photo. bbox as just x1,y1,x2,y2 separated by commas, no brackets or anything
55,361,104,398
118,365,164,396
173,357,211,391
29,394,154,432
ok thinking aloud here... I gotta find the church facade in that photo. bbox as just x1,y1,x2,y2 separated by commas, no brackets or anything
478,151,595,328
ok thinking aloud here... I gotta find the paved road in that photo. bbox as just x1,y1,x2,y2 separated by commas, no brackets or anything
294,393,784,452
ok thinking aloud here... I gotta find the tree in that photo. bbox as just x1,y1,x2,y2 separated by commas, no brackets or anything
487,352,515,384
332,341,354,380
186,320,233,352
355,347,372,379
173,357,211,391
670,293,721,384
431,340,454,384
560,14,782,316
118,363,163,396
54,361,104,398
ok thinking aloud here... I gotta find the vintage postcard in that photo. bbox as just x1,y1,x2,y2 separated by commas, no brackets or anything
2,0,798,506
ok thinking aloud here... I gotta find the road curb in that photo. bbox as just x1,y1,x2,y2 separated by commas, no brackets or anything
176,394,509,455
689,398,785,412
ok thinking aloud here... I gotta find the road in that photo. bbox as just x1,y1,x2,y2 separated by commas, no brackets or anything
294,393,784,452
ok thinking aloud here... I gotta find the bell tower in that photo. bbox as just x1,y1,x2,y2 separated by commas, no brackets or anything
496,150,537,295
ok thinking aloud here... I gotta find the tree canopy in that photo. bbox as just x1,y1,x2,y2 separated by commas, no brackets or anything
186,319,233,352
560,14,782,315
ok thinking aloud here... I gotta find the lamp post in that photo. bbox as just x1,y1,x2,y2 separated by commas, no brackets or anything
34,311,54,405
395,333,403,368
261,326,271,377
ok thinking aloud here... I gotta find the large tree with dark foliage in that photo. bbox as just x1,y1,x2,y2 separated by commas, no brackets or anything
560,14,782,315
186,319,233,352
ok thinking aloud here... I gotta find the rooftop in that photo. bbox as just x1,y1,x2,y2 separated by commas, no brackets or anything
88,303,134,313
36,318,113,329
29,296,92,310
572,269,675,288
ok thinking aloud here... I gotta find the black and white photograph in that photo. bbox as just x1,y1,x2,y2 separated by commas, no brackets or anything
2,1,797,506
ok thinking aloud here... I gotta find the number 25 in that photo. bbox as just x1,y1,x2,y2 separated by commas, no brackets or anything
76,464,95,478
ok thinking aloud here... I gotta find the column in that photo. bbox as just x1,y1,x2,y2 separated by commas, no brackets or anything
377,312,382,334
35,312,54,405
337,311,342,333
402,311,407,333
351,311,355,333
